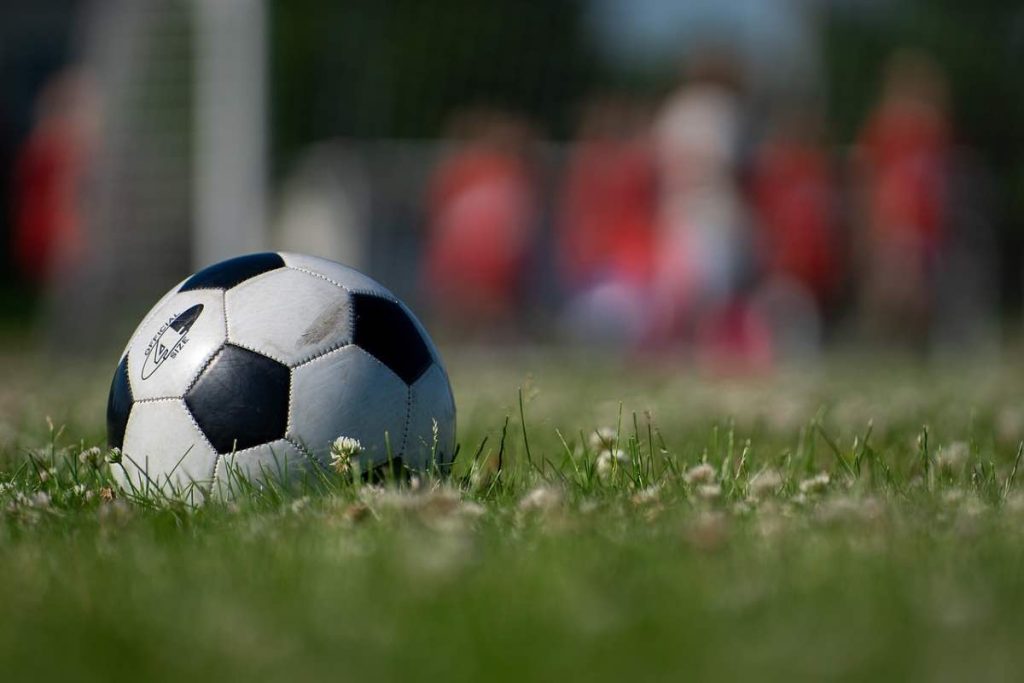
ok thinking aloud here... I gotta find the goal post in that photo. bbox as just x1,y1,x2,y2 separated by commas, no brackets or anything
192,0,268,269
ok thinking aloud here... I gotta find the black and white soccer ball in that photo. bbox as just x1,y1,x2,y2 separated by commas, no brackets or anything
106,252,455,494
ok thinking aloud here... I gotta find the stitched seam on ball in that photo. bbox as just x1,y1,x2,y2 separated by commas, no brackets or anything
234,267,286,290
216,440,292,490
227,339,289,367
176,399,221,484
223,287,234,342
399,384,413,460
291,342,354,369
347,287,399,304
118,410,161,494
124,350,137,395
132,396,183,405
181,290,228,394
120,404,141,461
345,286,356,352
176,286,223,294
182,260,284,295
286,265,348,291
286,265,397,302
179,399,218,453
287,367,295,434
210,451,224,491
396,299,438,365
216,440,281,458
355,344,399,373
183,345,222,394
343,346,411,392
285,436,323,471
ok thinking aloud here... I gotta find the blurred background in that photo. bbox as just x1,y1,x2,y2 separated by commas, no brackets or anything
2,0,1023,369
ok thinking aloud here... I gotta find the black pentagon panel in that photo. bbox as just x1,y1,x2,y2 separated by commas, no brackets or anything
351,293,432,385
179,252,285,292
185,344,290,454
106,355,133,449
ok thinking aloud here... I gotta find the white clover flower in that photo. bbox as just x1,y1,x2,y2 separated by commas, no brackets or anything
71,484,87,497
330,436,363,475
397,488,487,533
798,472,831,494
631,485,661,506
697,483,722,500
589,427,617,452
518,486,563,513
732,501,752,516
596,449,629,482
815,495,883,525
78,447,103,467
936,442,969,473
458,501,487,519
30,492,51,509
749,469,784,499
684,463,716,485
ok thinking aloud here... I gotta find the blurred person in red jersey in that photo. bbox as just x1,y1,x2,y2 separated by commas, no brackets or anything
11,68,98,287
752,103,839,307
854,50,950,348
557,95,657,348
652,55,748,329
748,103,840,362
422,108,537,334
651,51,770,371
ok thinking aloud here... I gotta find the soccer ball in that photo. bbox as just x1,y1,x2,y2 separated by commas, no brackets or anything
106,252,456,496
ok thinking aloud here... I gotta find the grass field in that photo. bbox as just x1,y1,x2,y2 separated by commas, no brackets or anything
3,347,1024,681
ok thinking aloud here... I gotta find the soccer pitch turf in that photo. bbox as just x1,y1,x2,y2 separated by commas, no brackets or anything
2,348,1024,681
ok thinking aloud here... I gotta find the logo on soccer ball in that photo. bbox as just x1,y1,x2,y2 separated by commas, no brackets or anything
140,304,204,380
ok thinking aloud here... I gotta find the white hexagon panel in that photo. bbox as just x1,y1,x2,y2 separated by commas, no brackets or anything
225,267,354,366
280,252,394,298
405,364,457,470
116,399,218,499
213,438,312,495
289,345,411,469
125,289,227,401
